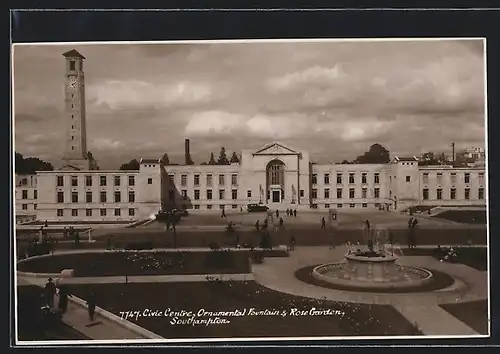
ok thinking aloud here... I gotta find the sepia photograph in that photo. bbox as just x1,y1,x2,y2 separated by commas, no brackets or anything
13,38,489,344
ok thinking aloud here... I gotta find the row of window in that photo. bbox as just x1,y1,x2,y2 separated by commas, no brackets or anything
56,208,136,217
20,190,37,200
20,204,36,210
172,173,239,187
57,191,135,203
56,175,136,187
422,187,485,200
312,173,381,185
422,172,485,184
311,187,381,200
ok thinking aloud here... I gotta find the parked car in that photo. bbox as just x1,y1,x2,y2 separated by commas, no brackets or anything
247,204,269,212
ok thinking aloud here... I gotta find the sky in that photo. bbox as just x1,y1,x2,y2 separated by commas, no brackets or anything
13,39,486,169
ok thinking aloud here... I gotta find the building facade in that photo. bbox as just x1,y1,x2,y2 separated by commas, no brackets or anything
14,49,487,222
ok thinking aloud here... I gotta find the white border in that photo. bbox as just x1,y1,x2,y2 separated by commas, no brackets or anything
11,37,490,346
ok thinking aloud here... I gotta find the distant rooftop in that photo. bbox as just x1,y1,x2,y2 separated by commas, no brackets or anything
63,49,86,59
394,156,418,162
140,158,161,164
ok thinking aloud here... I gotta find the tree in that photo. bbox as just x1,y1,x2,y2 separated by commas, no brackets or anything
119,159,140,170
455,150,475,164
340,160,351,164
208,152,217,165
355,144,390,164
160,153,170,165
229,152,240,164
217,147,230,165
419,152,442,166
15,152,54,174
87,151,99,170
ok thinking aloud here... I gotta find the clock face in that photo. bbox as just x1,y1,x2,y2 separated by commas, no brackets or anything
68,79,78,90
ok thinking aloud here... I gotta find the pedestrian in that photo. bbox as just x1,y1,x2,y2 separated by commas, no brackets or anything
86,293,97,322
44,278,56,308
63,227,68,239
286,209,290,216
57,286,72,314
44,220,48,228
408,218,415,249
255,220,260,232
293,209,297,218
279,217,284,228
321,217,326,229
276,209,279,218
263,218,268,229
221,208,226,218
412,218,419,248
290,235,296,251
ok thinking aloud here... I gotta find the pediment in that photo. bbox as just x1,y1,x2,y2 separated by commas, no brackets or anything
253,142,300,156
59,164,81,171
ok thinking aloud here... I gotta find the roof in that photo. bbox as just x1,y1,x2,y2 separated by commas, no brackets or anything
140,158,161,164
63,49,86,59
394,156,418,162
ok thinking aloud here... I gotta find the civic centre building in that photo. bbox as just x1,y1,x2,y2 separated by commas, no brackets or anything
15,50,487,223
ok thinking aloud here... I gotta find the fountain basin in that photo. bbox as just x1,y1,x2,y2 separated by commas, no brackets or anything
312,253,433,289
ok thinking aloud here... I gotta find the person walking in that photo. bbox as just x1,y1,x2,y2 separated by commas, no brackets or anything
255,220,260,232
86,293,97,322
289,235,296,251
276,209,279,218
321,217,326,229
279,217,284,229
411,218,419,248
407,217,414,249
44,278,56,309
57,286,72,314
221,208,226,218
293,209,297,218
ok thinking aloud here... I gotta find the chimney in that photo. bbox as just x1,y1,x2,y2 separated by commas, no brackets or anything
185,139,191,165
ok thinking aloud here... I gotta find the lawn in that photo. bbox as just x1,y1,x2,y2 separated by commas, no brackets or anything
66,281,422,338
432,210,487,224
17,250,288,276
403,247,487,271
16,285,90,341
295,266,455,293
440,300,489,335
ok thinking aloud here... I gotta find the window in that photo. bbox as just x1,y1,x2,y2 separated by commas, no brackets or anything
300,190,304,197
69,60,75,71
194,190,200,200
451,172,457,184
336,173,342,184
350,203,355,208
57,209,64,217
168,175,175,184
479,172,485,184
71,192,78,203
207,190,213,200
312,189,318,199
181,174,187,186
100,191,107,203
478,187,484,200
206,174,212,186
86,191,92,203
57,176,64,187
22,190,27,199
349,173,355,184
128,176,135,186
374,188,380,199
232,190,238,200
85,175,92,187
114,176,121,186
114,191,121,203
437,188,443,200
71,209,78,217
312,174,317,185
324,173,330,184
129,208,135,216
34,190,37,199
194,205,200,210
86,209,92,217
361,188,367,199
219,190,225,200
422,173,429,184
374,173,380,184
100,209,106,216
57,192,64,203
465,188,470,200
247,190,252,198
71,135,74,140
114,208,121,216
128,191,135,203
231,174,238,186
232,204,238,209
194,174,200,186
405,176,411,182
423,188,429,200
464,173,470,184
349,188,355,199
337,203,343,208
361,173,367,184
100,175,107,186
325,204,330,209
71,176,78,187
450,188,456,200
147,178,152,185
324,188,330,199
22,204,27,210
218,174,225,186
437,173,443,184
362,203,367,208
336,188,342,199
207,205,212,210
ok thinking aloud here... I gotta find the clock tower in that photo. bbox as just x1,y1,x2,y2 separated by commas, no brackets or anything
62,49,91,170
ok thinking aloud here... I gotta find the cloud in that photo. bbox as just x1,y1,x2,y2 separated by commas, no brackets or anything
92,138,125,150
